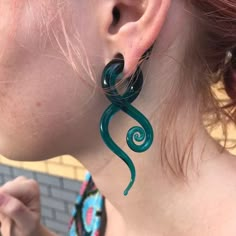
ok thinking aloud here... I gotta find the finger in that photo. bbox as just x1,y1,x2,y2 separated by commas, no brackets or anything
2,176,31,190
0,191,36,230
0,212,12,236
14,176,28,182
0,179,40,212
0,176,28,195
1,176,27,186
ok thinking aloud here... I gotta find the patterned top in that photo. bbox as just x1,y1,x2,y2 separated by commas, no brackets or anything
68,172,107,236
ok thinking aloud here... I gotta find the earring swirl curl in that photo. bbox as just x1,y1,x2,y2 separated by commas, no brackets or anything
100,57,154,196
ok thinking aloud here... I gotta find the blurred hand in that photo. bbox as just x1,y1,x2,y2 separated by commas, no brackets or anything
0,176,42,236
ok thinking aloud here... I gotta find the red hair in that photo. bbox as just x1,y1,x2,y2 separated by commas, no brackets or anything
159,0,236,176
189,0,236,114
223,48,236,106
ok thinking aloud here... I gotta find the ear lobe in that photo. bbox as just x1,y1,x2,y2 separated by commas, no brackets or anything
101,0,172,79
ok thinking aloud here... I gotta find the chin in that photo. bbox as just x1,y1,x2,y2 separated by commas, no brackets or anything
0,152,47,162
0,144,60,162
0,131,69,162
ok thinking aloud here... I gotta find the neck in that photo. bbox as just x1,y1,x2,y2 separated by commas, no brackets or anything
77,113,236,235
74,23,236,234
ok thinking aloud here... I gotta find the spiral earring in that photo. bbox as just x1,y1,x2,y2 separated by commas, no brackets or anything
100,49,154,196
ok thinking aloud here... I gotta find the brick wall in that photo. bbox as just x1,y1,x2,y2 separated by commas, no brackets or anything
0,165,82,236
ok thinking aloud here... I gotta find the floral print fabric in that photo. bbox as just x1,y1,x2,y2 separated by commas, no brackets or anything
68,172,105,236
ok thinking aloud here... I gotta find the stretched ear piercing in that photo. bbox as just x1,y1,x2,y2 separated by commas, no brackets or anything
100,51,154,196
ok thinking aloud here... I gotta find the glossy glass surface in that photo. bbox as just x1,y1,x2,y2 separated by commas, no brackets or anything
100,58,154,196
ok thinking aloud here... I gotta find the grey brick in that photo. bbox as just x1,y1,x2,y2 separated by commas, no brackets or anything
62,178,81,192
41,196,65,211
39,185,50,196
45,219,68,234
51,188,77,202
36,173,61,187
0,165,12,175
3,175,13,182
41,207,53,218
41,217,46,226
54,231,64,236
52,208,56,219
12,168,34,179
0,175,4,185
66,202,75,215
55,210,70,224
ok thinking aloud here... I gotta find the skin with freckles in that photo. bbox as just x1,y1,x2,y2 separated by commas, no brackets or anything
0,0,236,235
0,0,106,161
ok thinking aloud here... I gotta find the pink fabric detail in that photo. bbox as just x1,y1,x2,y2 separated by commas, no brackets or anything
79,181,88,195
86,207,93,225
94,230,100,236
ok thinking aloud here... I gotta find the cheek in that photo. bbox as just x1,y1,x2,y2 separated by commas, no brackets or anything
0,54,91,147
0,0,104,160
0,60,97,161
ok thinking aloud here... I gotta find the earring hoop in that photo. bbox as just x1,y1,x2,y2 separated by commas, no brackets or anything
100,55,154,196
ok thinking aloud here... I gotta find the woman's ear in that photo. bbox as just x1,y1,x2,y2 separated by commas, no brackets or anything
97,0,172,78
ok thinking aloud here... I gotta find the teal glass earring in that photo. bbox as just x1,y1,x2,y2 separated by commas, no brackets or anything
100,53,154,196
